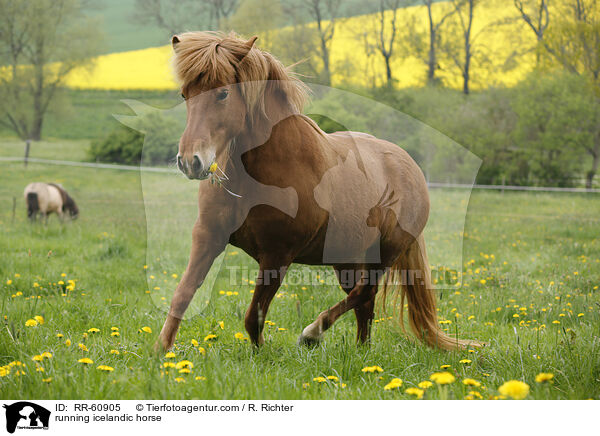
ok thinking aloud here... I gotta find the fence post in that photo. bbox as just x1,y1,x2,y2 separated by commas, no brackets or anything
24,139,31,167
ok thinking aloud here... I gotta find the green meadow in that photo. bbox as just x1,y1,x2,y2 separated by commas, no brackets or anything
0,152,599,399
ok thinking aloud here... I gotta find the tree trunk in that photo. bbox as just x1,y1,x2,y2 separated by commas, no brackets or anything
320,37,331,86
586,150,599,190
385,55,393,85
427,28,436,84
463,58,470,95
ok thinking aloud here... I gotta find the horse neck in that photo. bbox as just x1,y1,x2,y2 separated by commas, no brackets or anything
226,92,304,177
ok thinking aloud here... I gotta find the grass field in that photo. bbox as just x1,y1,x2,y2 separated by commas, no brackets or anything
1,157,599,400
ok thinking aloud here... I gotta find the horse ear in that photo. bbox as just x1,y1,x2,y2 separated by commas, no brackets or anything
234,36,258,63
172,35,180,48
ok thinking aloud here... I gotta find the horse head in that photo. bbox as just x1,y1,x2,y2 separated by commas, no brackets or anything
170,31,307,180
63,194,79,219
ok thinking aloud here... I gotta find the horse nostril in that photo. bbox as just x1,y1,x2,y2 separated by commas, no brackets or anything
192,155,201,173
177,155,183,172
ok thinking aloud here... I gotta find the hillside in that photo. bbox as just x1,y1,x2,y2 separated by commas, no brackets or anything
72,1,537,90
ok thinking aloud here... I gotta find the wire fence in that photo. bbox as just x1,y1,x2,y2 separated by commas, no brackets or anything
2,156,599,193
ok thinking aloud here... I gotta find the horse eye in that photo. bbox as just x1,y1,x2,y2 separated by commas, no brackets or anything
180,93,185,100
216,89,229,101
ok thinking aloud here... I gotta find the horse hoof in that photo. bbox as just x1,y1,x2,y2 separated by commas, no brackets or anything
297,334,321,347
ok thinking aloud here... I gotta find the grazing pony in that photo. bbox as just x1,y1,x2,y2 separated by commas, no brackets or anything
157,31,478,351
24,182,79,222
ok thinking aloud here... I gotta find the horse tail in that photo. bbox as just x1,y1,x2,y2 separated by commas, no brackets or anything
382,233,480,350
26,192,39,220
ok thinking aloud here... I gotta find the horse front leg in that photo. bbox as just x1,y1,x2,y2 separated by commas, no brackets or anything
156,229,226,351
245,257,292,346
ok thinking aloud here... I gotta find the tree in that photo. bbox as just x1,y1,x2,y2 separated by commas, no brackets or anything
423,0,456,85
372,0,407,86
131,0,239,34
512,72,598,187
513,0,550,66
225,0,284,51
521,0,600,188
301,0,342,85
444,0,479,95
0,0,102,140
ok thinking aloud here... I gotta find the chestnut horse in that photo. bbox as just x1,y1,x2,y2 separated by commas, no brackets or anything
157,31,477,351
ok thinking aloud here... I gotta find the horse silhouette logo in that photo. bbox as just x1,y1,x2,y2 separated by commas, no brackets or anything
3,402,50,433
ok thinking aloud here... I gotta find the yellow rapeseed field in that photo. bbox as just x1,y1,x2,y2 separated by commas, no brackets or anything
66,2,537,90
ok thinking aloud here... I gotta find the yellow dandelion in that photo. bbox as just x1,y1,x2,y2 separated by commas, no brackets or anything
97,365,114,372
111,332,120,337
65,339,72,347
191,339,199,347
535,373,554,383
197,347,206,355
163,362,176,368
78,358,94,364
110,349,120,355
361,365,384,373
234,332,247,341
42,377,52,383
326,375,339,382
430,372,456,385
418,381,433,389
56,333,64,338
175,360,193,370
459,359,472,364
139,326,152,333
384,378,403,390
218,321,225,330
463,378,481,387
498,380,530,400
174,377,186,383
25,319,38,327
164,352,176,358
32,355,44,362
195,376,207,381
204,334,217,342
405,387,424,399
87,328,100,333
78,343,88,352
313,376,326,383
41,352,52,359
178,368,191,374
440,364,451,369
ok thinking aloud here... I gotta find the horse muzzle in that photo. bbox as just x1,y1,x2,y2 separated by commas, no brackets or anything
177,154,210,180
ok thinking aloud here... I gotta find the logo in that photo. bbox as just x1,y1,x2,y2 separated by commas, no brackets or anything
3,402,50,433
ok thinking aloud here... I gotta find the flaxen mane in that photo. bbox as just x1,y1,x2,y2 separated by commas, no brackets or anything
172,31,309,125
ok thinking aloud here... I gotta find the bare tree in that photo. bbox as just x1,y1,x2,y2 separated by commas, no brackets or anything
0,0,102,140
442,0,480,95
301,0,342,85
132,0,239,34
423,0,456,84
373,0,407,86
513,0,550,65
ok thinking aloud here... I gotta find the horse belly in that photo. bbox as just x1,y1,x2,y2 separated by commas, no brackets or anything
45,186,63,214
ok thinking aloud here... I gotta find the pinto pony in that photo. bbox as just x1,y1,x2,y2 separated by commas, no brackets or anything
24,182,79,222
157,31,478,351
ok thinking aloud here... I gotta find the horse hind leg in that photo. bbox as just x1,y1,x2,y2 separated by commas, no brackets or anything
298,266,379,345
336,265,378,344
